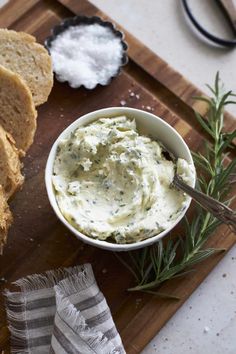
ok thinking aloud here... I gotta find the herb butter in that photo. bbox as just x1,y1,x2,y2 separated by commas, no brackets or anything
53,116,194,243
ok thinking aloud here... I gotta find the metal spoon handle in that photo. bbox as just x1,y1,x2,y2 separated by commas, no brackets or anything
173,174,236,233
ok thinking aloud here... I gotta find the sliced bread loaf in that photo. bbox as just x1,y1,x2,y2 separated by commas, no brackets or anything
0,29,53,106
0,125,24,199
0,185,13,254
0,64,37,152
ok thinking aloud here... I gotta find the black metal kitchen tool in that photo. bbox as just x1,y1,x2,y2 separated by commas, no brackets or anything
182,0,236,48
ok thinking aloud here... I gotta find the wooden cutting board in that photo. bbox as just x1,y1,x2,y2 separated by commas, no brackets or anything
0,1,235,353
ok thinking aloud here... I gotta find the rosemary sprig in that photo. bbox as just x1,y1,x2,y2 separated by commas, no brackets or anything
117,72,236,296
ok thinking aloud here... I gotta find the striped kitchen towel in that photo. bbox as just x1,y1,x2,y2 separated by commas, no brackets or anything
5,263,125,353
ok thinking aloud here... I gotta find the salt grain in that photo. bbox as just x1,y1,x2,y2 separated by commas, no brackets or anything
135,298,142,306
50,24,124,89
204,326,210,333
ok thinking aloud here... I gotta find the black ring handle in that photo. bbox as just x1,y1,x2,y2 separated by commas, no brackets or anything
181,0,236,48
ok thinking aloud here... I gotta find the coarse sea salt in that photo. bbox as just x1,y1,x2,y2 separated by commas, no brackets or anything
50,24,124,89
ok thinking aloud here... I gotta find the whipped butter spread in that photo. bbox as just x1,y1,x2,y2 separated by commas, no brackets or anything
53,116,195,243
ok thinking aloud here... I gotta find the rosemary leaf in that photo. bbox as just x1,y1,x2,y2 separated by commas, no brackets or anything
116,73,236,298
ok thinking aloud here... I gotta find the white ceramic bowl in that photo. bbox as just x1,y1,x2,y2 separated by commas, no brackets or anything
45,107,195,251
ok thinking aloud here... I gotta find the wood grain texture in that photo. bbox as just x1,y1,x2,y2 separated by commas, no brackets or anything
0,0,40,28
0,1,235,353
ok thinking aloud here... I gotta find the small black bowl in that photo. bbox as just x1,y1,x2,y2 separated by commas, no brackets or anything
45,15,128,89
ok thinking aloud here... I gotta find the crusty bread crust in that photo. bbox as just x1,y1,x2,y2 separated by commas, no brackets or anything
0,64,37,152
0,185,13,254
0,29,53,106
0,125,24,199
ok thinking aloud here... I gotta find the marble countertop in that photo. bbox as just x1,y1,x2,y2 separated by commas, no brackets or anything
0,0,235,353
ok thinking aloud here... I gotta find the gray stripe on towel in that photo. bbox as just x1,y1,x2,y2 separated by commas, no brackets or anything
104,326,118,340
86,308,111,327
12,315,55,330
8,296,56,313
74,291,104,311
27,296,56,311
30,335,52,348
53,324,83,354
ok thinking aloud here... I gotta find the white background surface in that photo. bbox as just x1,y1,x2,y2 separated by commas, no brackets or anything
1,0,236,353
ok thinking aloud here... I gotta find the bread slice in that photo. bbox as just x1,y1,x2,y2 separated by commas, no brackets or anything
0,29,53,106
0,64,37,152
0,185,13,254
0,125,24,199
